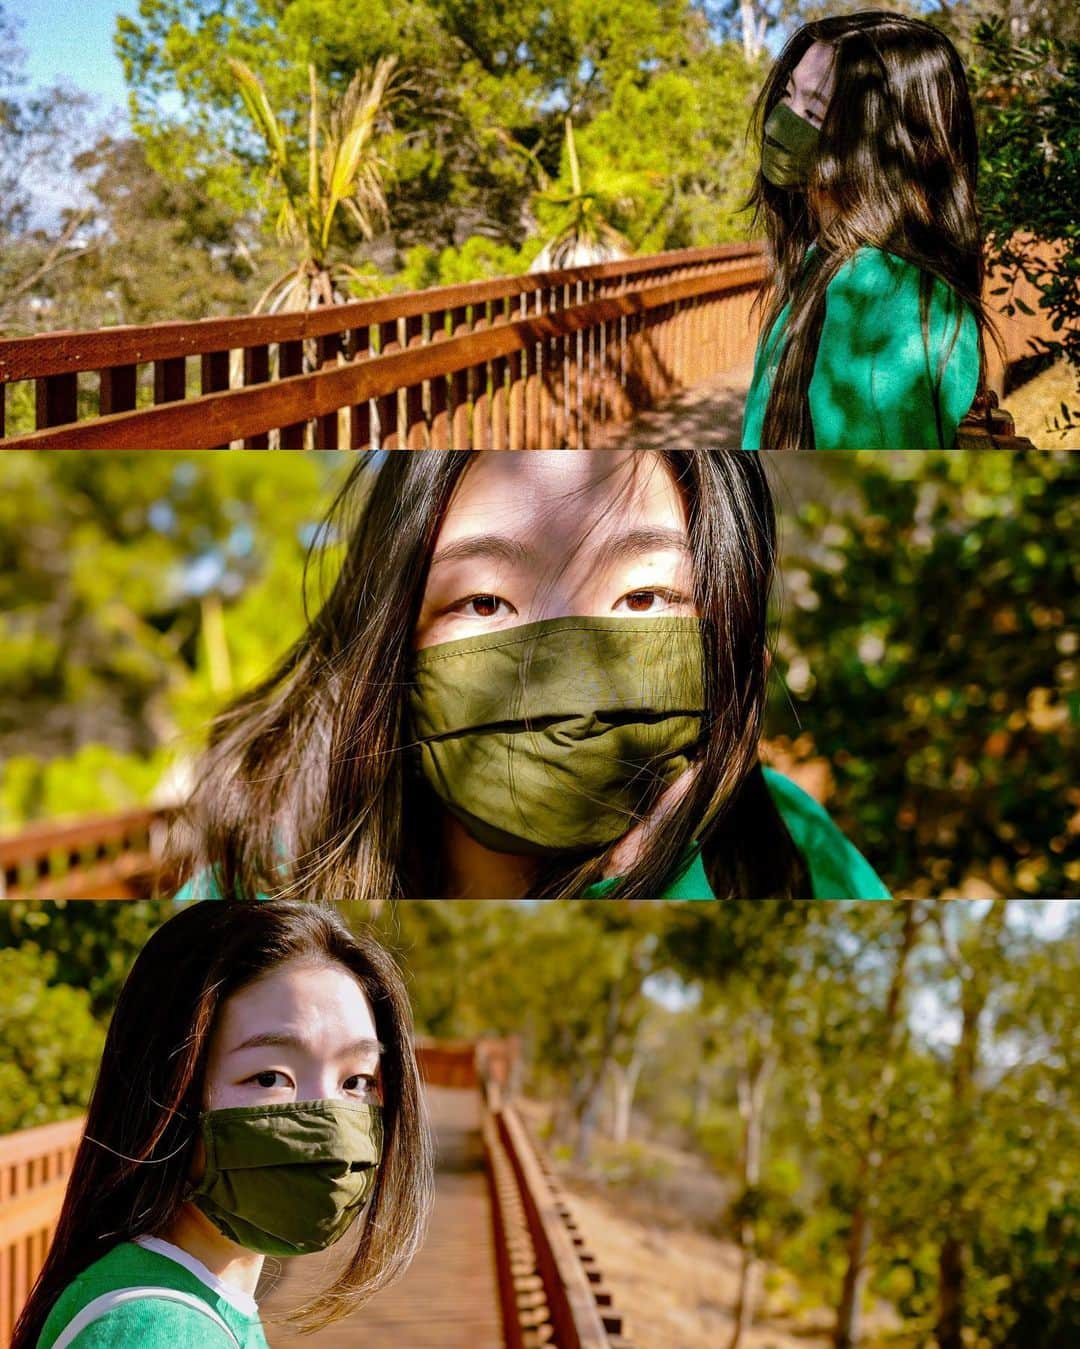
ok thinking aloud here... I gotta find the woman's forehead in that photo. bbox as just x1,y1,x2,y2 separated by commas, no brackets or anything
433,451,688,547
792,41,836,94
215,960,378,1051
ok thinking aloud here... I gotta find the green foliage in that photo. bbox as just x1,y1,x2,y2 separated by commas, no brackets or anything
0,451,346,826
0,745,174,833
397,234,540,290
0,901,170,1018
768,451,1079,898
0,945,103,1132
114,0,763,265
968,15,1080,426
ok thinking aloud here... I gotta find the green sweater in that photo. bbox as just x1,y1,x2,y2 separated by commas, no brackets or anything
37,1238,268,1349
173,768,889,902
741,246,979,449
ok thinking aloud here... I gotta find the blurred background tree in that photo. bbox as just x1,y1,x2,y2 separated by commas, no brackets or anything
764,450,1078,899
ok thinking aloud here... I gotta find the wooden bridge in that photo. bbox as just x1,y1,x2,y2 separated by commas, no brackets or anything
0,1038,628,1348
0,243,1045,449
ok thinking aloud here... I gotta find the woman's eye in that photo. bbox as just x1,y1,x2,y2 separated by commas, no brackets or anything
249,1070,289,1089
452,594,513,618
343,1074,378,1095
614,589,685,614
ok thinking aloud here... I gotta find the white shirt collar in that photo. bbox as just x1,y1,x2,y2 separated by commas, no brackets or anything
133,1235,260,1318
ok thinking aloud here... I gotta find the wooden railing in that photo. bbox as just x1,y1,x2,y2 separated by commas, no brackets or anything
0,245,765,450
0,807,174,901
0,1116,84,1346
0,1038,627,1349
478,1057,627,1348
0,239,1054,449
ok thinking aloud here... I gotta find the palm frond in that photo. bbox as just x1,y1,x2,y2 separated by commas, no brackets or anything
227,57,289,173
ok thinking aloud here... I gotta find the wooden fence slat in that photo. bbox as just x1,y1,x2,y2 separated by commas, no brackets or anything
278,340,306,448
153,356,186,406
315,333,342,448
242,345,270,448
35,373,77,429
200,350,231,449
99,364,137,416
376,320,400,449
349,327,372,449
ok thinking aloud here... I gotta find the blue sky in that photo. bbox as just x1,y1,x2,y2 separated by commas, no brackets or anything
19,1,136,116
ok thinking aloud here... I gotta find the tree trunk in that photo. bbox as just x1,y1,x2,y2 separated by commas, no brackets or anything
835,1193,873,1349
610,1053,643,1145
739,0,767,63
934,900,1008,1349
727,1030,776,1349
834,903,922,1349
936,1234,966,1349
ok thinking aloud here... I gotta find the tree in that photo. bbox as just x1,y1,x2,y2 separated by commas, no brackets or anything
115,0,768,261
966,16,1080,431
0,945,104,1133
529,117,633,270
0,4,95,334
0,452,343,828
833,903,927,1348
227,55,399,312
932,900,1010,1349
767,451,1079,899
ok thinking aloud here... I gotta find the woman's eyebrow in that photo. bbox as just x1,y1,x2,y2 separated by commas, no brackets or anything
228,1032,384,1056
429,535,531,568
593,526,692,568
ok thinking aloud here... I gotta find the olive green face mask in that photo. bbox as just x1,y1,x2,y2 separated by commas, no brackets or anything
408,616,706,856
189,1100,383,1256
761,101,821,189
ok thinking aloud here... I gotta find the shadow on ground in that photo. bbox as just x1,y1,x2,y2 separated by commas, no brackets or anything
595,364,753,448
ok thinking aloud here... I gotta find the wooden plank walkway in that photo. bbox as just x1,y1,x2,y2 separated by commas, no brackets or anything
594,363,753,448
257,1085,504,1347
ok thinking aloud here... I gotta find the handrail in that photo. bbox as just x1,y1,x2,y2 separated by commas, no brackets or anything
0,807,174,901
0,243,762,382
0,245,766,448
476,1043,627,1348
0,1116,84,1346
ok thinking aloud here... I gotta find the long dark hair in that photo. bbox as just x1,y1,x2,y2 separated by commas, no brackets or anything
170,450,809,899
11,902,434,1346
748,10,999,448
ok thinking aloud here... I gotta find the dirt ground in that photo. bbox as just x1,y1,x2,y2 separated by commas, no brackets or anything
521,1101,903,1349
562,1184,834,1349
1001,359,1080,449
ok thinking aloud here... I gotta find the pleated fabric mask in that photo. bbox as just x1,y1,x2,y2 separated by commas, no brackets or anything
190,1100,383,1256
408,616,707,855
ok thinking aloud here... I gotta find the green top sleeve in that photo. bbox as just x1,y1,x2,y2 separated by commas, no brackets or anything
581,768,890,899
761,767,890,899
808,247,979,449
61,1301,238,1348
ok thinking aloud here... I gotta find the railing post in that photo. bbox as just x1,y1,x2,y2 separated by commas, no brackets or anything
241,347,269,448
349,326,372,449
450,306,471,448
277,340,306,448
316,332,342,449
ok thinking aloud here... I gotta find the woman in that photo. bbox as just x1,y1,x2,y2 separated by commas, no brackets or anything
13,902,433,1348
171,450,888,900
741,10,997,450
